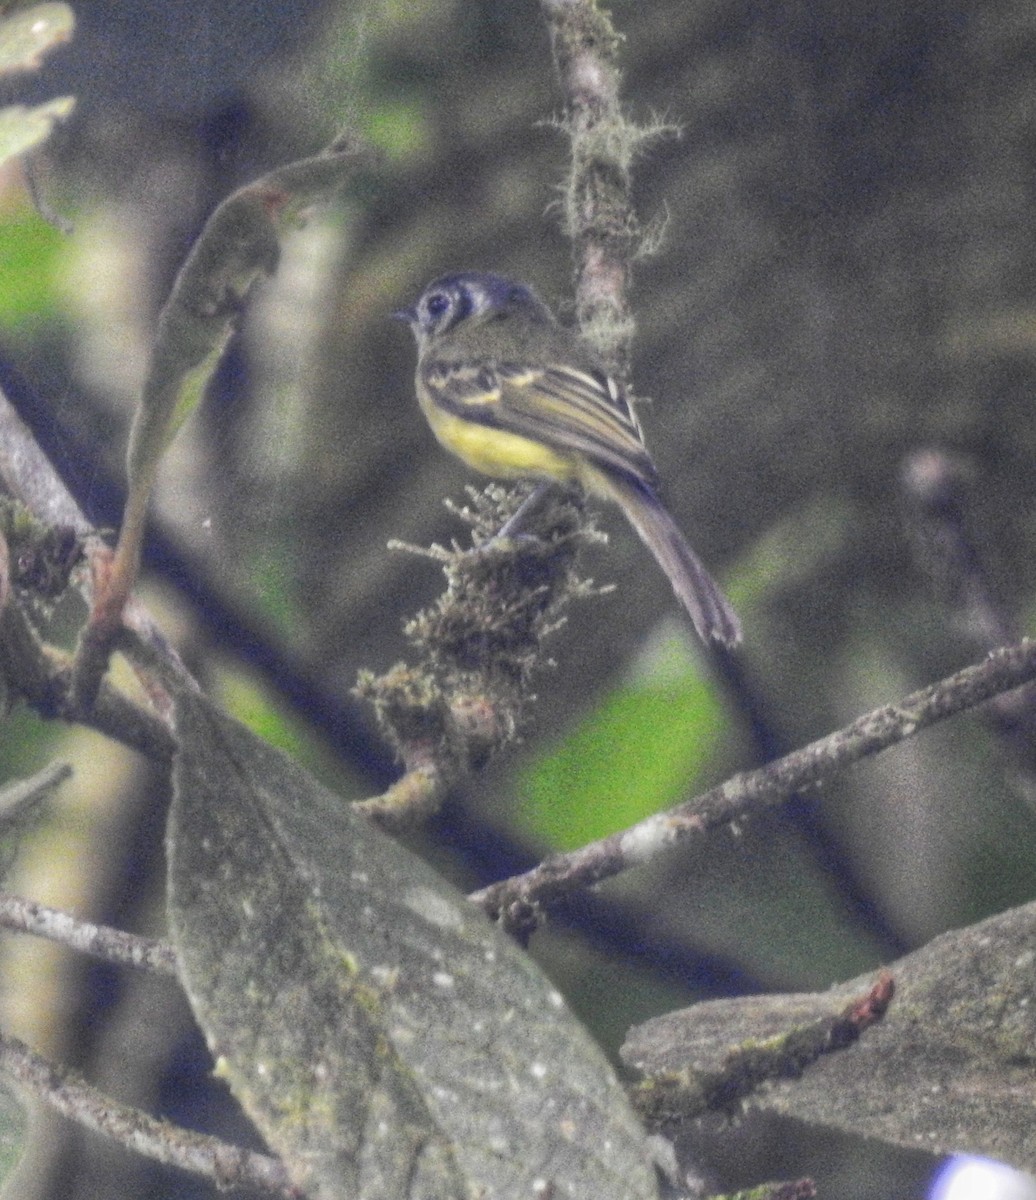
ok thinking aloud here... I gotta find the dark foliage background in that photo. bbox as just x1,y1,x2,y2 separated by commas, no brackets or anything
2,1,1036,1197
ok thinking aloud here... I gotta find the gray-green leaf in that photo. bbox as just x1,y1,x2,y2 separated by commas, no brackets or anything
169,691,660,1200
624,900,1036,1174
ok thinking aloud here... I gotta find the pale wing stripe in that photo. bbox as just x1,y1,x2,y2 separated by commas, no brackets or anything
505,366,655,480
423,361,502,406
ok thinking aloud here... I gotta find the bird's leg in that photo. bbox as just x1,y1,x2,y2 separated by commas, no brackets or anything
492,482,557,542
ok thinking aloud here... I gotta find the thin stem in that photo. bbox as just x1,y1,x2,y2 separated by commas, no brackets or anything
0,891,177,976
0,1031,294,1195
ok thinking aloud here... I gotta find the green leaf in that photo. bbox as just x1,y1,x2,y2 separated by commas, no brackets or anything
169,691,661,1200
0,3,73,76
0,97,74,170
520,631,724,848
364,100,429,159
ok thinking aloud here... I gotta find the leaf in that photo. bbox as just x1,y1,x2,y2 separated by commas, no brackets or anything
0,3,73,76
101,142,374,649
169,691,660,1200
0,210,65,327
123,193,280,504
623,901,1036,1174
0,97,74,170
0,3,74,170
125,141,373,498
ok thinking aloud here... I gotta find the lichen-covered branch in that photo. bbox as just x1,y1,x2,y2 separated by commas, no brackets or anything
541,0,663,375
0,890,177,975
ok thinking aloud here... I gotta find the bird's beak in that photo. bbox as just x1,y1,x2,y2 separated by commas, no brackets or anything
391,305,416,324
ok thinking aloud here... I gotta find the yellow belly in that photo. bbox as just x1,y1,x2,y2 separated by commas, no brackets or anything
424,404,580,483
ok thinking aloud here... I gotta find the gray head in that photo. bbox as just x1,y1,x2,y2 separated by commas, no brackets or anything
392,271,553,349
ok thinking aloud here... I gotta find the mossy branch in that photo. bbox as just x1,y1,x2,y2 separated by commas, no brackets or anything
541,0,671,376
355,485,606,829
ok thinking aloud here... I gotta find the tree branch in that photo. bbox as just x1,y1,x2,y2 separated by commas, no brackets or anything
0,891,177,975
541,0,642,374
0,599,177,764
0,388,197,696
0,1031,293,1195
471,640,1036,932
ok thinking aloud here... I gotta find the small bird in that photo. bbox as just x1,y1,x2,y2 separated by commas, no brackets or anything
393,271,741,647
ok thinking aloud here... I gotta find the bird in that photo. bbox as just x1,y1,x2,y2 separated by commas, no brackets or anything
393,271,741,647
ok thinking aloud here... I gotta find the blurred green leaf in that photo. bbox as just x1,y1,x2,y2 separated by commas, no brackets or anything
0,3,73,76
0,211,59,326
217,671,307,757
169,690,661,1200
365,100,429,159
520,630,724,848
244,543,297,638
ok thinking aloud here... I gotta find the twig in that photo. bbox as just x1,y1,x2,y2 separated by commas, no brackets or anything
0,390,195,686
0,600,177,764
0,389,96,538
354,758,448,833
901,449,1036,802
0,1031,295,1195
0,891,177,976
472,640,1036,932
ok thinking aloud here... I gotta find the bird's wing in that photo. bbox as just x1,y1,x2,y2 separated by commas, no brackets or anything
423,358,658,484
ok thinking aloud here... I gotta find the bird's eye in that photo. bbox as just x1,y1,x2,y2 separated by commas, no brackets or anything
425,292,450,319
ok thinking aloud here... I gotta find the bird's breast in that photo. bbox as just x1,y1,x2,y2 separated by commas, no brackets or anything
422,401,579,482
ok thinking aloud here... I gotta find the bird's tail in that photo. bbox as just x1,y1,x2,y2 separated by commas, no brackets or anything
597,471,742,647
